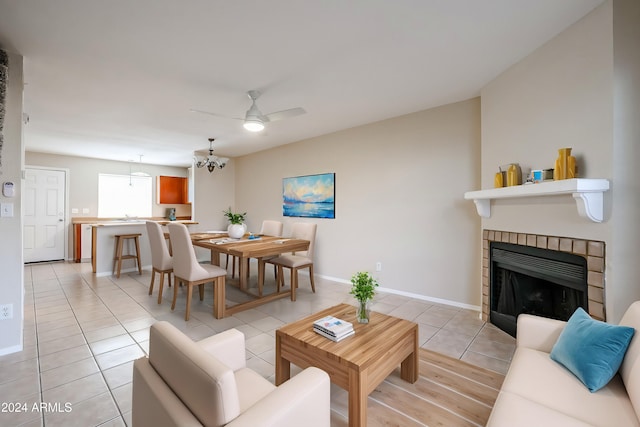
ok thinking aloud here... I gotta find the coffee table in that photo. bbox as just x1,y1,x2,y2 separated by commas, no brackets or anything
275,303,419,427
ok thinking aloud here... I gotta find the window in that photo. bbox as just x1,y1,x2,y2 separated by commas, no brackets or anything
98,173,152,218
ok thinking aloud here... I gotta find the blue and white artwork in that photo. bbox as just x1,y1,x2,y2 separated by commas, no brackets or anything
283,173,335,219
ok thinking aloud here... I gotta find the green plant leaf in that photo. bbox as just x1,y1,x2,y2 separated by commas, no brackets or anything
349,271,379,302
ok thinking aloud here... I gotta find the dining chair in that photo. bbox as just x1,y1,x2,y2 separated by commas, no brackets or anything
145,221,173,304
260,222,317,300
167,222,227,321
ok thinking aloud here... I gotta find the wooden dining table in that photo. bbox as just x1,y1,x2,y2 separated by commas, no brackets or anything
191,233,310,317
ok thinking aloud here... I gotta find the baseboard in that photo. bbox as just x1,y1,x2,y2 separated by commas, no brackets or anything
0,343,23,356
317,274,481,312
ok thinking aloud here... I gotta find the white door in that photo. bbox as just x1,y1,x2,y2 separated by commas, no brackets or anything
23,168,66,263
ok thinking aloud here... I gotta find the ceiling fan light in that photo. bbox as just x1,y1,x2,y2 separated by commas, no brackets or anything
243,119,265,132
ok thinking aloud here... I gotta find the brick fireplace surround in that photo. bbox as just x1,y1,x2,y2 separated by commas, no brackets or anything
482,229,606,322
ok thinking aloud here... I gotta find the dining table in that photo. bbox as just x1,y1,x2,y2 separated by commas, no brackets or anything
191,233,310,317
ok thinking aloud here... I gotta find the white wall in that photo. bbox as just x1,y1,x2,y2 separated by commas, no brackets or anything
0,50,24,355
234,99,482,308
480,0,640,322
25,152,191,259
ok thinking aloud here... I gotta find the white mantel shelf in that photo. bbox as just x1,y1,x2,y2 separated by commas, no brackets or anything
464,178,610,223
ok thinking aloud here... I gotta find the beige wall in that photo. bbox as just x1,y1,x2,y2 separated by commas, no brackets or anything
25,152,191,260
0,51,24,354
191,158,236,233
480,1,640,322
610,0,640,322
481,1,613,241
234,98,482,308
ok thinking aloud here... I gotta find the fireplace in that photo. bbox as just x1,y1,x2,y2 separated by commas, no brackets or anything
481,230,606,334
490,242,587,337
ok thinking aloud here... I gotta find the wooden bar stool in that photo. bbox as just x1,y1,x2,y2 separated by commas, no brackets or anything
114,233,142,278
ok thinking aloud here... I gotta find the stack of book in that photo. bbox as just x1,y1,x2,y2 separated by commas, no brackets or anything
313,316,354,342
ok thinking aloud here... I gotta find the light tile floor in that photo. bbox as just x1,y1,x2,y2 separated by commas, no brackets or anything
0,261,515,426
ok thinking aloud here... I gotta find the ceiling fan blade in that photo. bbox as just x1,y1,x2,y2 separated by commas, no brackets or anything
264,107,306,123
191,109,243,121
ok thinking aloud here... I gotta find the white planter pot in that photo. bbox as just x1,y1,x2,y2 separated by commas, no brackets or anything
227,223,247,239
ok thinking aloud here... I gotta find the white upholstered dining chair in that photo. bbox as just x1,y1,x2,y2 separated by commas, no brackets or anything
167,222,227,321
145,221,173,304
132,321,330,427
259,222,317,299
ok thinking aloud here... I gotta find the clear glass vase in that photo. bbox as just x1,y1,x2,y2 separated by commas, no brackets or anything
356,300,370,324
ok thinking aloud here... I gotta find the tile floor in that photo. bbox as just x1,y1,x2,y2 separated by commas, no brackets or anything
0,261,515,426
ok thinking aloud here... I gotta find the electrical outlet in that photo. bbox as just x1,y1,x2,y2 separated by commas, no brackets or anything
375,262,382,272
0,304,13,320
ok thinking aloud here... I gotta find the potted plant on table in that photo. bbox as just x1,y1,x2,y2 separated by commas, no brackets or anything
223,207,247,239
350,271,379,324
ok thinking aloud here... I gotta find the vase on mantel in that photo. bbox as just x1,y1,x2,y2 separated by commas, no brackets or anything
554,148,576,180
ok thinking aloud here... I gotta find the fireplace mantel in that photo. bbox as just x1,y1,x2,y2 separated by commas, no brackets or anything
464,178,610,222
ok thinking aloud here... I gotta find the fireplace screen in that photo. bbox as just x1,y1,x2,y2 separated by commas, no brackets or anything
490,242,587,337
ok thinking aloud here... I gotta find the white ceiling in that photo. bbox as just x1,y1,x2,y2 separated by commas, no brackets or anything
0,0,604,167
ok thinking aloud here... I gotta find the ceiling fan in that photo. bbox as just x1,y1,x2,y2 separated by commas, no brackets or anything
192,90,306,132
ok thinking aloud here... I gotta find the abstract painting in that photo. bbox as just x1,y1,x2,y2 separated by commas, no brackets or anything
283,173,335,219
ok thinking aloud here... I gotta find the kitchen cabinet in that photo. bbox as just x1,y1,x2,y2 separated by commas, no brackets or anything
157,176,189,204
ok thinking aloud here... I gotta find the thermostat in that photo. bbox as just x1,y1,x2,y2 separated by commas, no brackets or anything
2,182,15,198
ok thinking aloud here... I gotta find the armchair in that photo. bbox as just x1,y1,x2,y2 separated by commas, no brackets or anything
132,321,330,427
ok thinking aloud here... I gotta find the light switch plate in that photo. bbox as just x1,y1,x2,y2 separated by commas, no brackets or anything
0,202,14,217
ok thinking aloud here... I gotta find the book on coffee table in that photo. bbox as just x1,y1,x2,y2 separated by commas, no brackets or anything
313,315,353,337
314,327,355,342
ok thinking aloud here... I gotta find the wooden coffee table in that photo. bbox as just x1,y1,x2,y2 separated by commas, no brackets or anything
275,303,419,427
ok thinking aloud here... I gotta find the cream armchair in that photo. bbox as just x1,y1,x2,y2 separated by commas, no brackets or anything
132,321,330,427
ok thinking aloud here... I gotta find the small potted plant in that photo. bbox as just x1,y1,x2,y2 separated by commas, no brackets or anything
350,271,379,324
223,207,247,239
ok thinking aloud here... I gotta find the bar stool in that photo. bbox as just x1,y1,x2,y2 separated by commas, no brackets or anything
114,233,142,278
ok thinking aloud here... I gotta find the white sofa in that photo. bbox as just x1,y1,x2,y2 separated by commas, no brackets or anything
487,301,640,427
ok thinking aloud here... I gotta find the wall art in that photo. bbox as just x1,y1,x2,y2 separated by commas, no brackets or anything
283,173,335,219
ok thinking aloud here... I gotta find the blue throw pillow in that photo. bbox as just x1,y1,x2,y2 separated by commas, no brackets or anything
550,307,635,392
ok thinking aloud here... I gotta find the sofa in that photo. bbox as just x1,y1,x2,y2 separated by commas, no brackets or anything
132,321,330,427
487,301,640,427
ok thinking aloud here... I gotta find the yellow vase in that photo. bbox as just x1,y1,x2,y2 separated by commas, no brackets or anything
507,164,520,186
554,148,573,180
494,172,504,188
567,154,576,178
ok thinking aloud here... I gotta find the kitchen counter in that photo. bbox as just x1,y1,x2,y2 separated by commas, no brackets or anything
78,219,197,276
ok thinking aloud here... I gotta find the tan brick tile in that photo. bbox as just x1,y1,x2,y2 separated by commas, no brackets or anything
559,238,573,252
587,256,604,273
573,240,587,255
547,237,560,251
588,241,604,257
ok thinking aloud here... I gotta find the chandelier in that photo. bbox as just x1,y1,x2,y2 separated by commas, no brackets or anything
194,138,229,173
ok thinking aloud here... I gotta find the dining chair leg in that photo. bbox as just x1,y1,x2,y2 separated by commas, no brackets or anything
157,272,165,304
185,284,193,321
290,268,297,302
148,269,156,295
213,276,225,319
308,265,316,293
199,283,205,301
277,266,285,292
171,279,180,311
